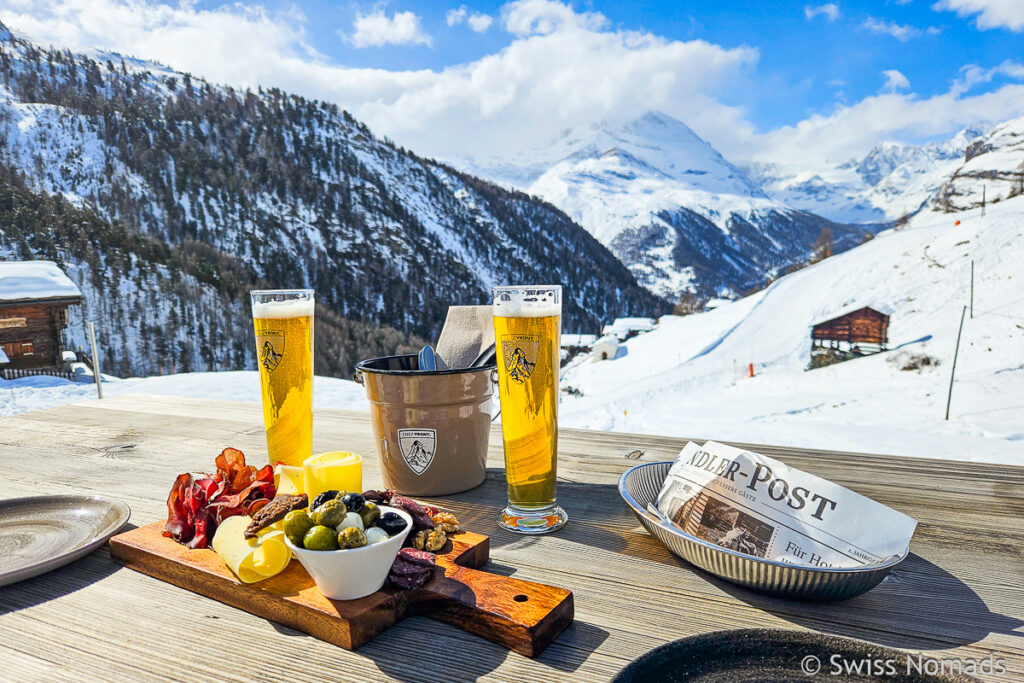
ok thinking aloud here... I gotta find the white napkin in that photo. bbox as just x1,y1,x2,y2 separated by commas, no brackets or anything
435,305,494,370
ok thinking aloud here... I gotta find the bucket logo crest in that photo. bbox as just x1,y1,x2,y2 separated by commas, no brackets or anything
500,335,539,384
398,429,437,475
256,331,284,372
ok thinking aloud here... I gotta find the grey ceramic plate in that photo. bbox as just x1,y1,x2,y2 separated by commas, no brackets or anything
0,495,131,587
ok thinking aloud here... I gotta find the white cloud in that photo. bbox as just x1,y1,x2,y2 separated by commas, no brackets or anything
747,83,1024,168
862,17,940,40
349,8,431,48
952,59,1024,95
1,0,1020,173
804,4,841,21
502,0,608,36
447,5,493,32
0,0,756,161
467,13,493,32
882,69,910,90
446,7,467,26
932,0,1024,32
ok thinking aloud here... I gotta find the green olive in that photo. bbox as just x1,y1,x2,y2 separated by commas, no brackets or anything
302,524,339,551
337,526,367,549
358,501,381,528
282,509,314,541
310,498,347,527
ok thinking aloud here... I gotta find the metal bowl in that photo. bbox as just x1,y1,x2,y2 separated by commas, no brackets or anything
618,461,908,601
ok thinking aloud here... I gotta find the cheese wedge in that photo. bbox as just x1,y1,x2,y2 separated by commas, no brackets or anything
212,515,292,583
303,451,362,501
274,463,305,495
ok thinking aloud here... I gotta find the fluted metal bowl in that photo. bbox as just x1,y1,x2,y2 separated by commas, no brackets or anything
618,461,908,601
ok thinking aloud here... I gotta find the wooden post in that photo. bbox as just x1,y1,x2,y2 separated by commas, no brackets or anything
88,321,103,399
945,306,966,421
970,260,974,319
748,362,755,378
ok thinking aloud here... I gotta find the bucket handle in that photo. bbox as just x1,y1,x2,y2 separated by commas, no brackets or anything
490,369,500,422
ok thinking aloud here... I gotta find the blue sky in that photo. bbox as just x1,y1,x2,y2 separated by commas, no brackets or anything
2,0,1022,167
228,0,1023,131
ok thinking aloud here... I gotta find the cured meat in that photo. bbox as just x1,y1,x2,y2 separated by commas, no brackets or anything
243,494,309,539
397,547,436,566
162,448,277,549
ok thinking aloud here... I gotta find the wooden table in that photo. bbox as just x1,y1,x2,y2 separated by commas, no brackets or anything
1,395,1022,681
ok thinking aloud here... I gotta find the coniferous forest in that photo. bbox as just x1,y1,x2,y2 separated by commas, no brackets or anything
0,26,666,377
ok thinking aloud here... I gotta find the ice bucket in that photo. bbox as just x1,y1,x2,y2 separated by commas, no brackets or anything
355,354,494,496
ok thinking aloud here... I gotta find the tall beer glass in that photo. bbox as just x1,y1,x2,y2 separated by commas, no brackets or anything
492,285,567,534
250,289,314,467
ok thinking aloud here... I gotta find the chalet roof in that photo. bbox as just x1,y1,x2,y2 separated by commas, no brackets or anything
811,303,893,327
602,317,656,338
0,261,82,304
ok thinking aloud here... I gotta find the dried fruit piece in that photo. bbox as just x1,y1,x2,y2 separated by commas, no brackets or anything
412,528,446,551
431,512,460,533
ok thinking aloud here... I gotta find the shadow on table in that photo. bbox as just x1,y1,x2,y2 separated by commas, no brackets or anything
0,525,132,614
688,552,1024,651
350,616,609,681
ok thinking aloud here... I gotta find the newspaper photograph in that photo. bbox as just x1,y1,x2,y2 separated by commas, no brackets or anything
651,441,917,568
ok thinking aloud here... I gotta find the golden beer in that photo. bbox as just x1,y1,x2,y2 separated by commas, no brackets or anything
493,286,567,534
251,290,314,467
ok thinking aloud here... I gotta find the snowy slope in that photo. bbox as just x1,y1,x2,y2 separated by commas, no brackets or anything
0,371,367,417
560,195,1024,464
464,111,870,301
749,125,987,223
936,116,1024,212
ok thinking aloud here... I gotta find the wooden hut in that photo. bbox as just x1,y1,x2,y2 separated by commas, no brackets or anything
809,306,890,368
0,261,82,371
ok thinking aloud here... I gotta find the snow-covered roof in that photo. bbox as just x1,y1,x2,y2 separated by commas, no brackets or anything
814,303,895,325
0,261,82,303
602,317,656,337
562,333,597,348
593,334,620,347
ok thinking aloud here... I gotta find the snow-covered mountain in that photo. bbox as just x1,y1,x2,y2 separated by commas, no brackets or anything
0,24,665,376
748,125,988,223
461,112,873,302
559,193,1024,464
935,116,1024,212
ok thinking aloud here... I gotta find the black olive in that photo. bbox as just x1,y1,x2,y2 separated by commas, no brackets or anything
311,490,340,510
341,492,365,513
377,512,408,537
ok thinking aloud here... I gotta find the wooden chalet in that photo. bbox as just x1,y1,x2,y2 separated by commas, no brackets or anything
809,305,890,369
0,261,82,371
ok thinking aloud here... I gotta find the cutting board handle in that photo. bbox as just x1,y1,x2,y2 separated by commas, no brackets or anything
408,563,574,658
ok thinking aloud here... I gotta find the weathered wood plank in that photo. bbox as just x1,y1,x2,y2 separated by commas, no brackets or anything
1,394,1022,683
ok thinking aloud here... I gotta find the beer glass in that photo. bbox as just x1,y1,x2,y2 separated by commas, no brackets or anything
250,289,314,467
492,285,567,534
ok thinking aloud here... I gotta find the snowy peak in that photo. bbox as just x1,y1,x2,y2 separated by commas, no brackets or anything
548,110,766,198
936,116,1024,212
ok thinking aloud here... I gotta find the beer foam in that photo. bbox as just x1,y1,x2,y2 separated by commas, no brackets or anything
252,298,314,319
493,289,561,317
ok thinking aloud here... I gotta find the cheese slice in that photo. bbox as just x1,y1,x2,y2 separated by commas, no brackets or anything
274,463,305,495
212,515,292,583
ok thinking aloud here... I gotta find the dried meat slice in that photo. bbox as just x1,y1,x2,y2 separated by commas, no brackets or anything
243,494,309,538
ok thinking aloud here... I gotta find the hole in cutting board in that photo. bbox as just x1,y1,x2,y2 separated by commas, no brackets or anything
513,594,528,602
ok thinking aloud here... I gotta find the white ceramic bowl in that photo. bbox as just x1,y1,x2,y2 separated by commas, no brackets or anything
285,505,413,600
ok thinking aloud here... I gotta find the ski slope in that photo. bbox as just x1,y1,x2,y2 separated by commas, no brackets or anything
560,197,1024,464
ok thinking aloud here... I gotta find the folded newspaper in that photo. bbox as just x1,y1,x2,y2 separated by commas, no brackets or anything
650,441,917,568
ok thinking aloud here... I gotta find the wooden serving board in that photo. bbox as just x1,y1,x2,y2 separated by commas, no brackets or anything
109,522,573,657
